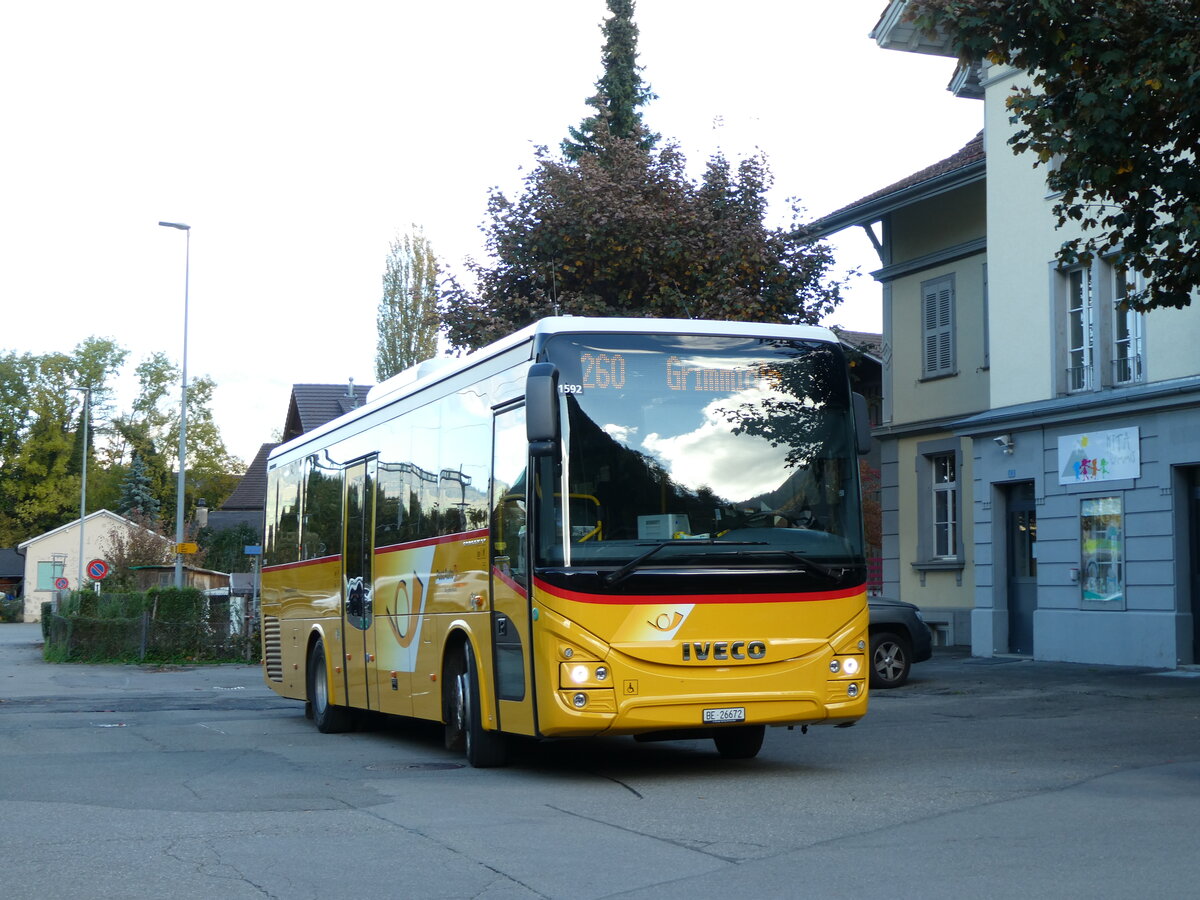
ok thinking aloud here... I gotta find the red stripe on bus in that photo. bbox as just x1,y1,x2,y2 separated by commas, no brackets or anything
375,529,488,554
262,554,341,573
492,566,529,598
533,578,867,606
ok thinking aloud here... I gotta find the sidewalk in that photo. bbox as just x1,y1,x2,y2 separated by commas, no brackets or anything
904,642,1200,694
0,622,264,701
6,619,1195,704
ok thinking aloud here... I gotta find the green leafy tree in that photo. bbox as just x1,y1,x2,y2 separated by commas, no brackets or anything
107,352,244,529
105,353,180,509
0,339,127,545
0,352,36,470
441,121,844,351
0,408,76,545
909,0,1200,310
562,0,658,161
197,521,260,574
67,393,97,479
376,227,440,379
173,373,244,515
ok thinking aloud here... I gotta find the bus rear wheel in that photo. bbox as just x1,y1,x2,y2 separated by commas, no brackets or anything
445,643,508,768
308,638,352,734
713,724,765,759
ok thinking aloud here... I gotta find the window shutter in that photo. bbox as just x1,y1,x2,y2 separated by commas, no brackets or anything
921,276,955,376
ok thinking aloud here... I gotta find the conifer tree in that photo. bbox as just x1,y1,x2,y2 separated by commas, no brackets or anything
118,453,160,519
562,0,658,161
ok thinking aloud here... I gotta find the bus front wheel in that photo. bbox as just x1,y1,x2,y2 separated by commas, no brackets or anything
713,725,765,759
445,643,507,768
308,638,353,734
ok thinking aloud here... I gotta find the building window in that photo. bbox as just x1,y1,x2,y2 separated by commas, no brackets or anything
921,274,955,378
932,453,958,559
1080,496,1124,610
1066,267,1094,392
982,262,990,370
36,559,65,591
1112,269,1145,385
913,439,964,573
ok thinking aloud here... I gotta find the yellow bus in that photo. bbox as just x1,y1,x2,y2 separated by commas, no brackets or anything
261,317,872,765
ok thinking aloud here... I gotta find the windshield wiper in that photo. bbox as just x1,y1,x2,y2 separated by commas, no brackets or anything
698,548,846,582
603,539,765,587
769,550,843,581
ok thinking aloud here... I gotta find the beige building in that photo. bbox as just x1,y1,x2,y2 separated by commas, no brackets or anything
809,133,987,646
809,1,1200,667
16,510,165,622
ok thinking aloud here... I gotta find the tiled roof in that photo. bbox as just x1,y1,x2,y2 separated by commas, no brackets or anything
833,328,885,359
283,382,373,442
213,382,374,526
217,443,279,511
852,131,982,210
805,132,984,236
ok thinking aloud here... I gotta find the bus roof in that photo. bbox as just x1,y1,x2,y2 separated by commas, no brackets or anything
271,316,839,462
368,316,838,403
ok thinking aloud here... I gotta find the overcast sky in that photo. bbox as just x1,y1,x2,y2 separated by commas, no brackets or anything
1,1,981,465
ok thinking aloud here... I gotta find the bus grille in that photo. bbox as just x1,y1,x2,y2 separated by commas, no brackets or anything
263,616,283,682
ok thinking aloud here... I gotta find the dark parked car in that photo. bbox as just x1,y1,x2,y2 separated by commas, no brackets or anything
867,597,933,688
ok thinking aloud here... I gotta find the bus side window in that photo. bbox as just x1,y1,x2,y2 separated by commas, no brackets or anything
493,492,528,588
491,404,530,588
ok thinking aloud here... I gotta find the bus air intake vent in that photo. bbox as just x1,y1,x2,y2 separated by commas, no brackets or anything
263,616,283,682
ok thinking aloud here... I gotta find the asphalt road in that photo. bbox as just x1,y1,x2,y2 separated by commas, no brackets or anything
1,622,1198,899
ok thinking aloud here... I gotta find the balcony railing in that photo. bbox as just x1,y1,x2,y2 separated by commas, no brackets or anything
1066,364,1093,393
1112,354,1144,385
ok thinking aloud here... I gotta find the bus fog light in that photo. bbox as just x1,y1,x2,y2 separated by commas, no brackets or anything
573,692,588,708
829,659,840,674
847,683,860,698
570,665,588,684
595,666,608,681
842,657,861,676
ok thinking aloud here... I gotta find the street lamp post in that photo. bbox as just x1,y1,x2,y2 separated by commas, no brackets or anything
159,221,190,589
69,386,91,591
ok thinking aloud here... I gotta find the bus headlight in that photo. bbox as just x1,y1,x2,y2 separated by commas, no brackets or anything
830,657,862,676
560,662,612,688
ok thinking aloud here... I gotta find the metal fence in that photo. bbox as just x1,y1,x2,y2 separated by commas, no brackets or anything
41,591,260,663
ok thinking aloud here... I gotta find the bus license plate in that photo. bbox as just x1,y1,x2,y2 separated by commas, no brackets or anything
703,707,745,724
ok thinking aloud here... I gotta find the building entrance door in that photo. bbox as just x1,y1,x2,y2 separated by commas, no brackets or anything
1006,482,1037,655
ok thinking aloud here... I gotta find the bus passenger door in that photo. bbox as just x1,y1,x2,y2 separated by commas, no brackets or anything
342,457,377,711
489,405,536,736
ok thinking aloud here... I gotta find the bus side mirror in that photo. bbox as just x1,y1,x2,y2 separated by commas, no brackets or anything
526,363,560,457
853,392,871,455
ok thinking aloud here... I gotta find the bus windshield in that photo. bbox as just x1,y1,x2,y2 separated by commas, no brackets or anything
541,332,865,572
